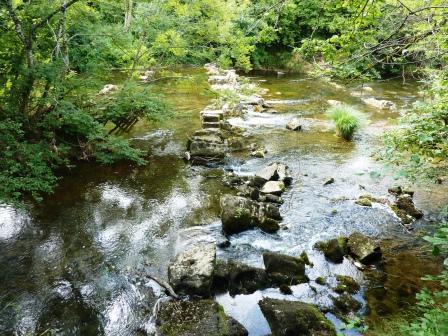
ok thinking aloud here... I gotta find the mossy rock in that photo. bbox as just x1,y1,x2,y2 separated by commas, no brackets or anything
156,299,248,336
332,294,362,315
347,232,381,264
315,277,327,286
314,237,347,264
263,252,309,286
334,275,360,294
259,298,336,336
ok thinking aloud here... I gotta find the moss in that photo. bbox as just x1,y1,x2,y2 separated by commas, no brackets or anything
355,198,372,207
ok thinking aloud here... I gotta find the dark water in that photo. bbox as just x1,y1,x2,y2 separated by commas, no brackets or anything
0,68,446,335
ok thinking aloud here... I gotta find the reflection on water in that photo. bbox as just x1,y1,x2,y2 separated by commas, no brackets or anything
0,67,447,335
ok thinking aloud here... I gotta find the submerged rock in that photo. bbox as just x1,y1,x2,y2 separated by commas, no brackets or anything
156,299,248,336
347,232,381,264
168,243,216,297
220,195,281,234
259,298,336,336
314,237,347,264
263,252,309,285
362,97,397,110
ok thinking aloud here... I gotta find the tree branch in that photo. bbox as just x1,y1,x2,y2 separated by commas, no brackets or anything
31,0,81,33
4,0,28,46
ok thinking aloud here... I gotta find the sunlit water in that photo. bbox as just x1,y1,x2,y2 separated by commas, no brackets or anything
0,68,446,335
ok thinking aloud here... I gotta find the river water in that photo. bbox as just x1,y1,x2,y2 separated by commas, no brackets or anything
0,67,446,335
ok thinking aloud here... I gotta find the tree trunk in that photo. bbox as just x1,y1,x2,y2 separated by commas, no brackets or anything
124,0,133,32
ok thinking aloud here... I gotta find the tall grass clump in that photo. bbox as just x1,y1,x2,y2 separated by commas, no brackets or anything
327,105,365,140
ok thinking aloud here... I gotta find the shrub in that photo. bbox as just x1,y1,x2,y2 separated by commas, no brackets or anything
327,104,365,140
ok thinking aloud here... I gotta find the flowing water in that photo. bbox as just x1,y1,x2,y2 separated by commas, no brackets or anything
0,67,447,335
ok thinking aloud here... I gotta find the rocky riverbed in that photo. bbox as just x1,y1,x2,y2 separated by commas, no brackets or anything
0,66,446,335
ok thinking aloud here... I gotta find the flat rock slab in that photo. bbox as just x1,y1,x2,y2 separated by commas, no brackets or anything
259,298,336,336
168,243,216,297
253,163,279,186
261,181,285,196
157,299,248,336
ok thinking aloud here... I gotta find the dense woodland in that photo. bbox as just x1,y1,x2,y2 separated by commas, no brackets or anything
0,0,447,335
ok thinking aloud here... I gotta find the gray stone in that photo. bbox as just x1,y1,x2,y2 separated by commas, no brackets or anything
261,181,285,196
168,243,216,297
253,163,279,186
286,118,302,131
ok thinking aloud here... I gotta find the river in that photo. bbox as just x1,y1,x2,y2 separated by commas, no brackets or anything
0,67,446,335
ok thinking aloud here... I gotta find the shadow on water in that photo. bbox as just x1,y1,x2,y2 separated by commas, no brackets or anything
0,67,447,335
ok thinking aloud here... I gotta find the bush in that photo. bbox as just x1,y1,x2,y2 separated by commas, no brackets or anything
327,105,365,140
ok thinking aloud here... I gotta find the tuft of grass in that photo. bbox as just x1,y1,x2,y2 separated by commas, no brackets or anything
327,104,366,140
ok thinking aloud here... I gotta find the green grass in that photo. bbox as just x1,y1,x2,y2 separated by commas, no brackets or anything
327,104,366,140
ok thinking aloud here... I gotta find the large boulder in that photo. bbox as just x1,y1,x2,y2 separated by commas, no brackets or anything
213,260,270,295
156,299,248,336
259,298,336,336
347,232,381,264
220,195,281,234
187,133,227,160
168,243,216,297
263,252,309,285
314,237,347,264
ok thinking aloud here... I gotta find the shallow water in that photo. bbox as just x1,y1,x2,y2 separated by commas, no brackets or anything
0,68,447,335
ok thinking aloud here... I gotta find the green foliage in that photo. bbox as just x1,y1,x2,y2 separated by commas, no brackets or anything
95,82,170,127
400,223,448,336
383,70,448,179
327,105,365,140
0,119,62,203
